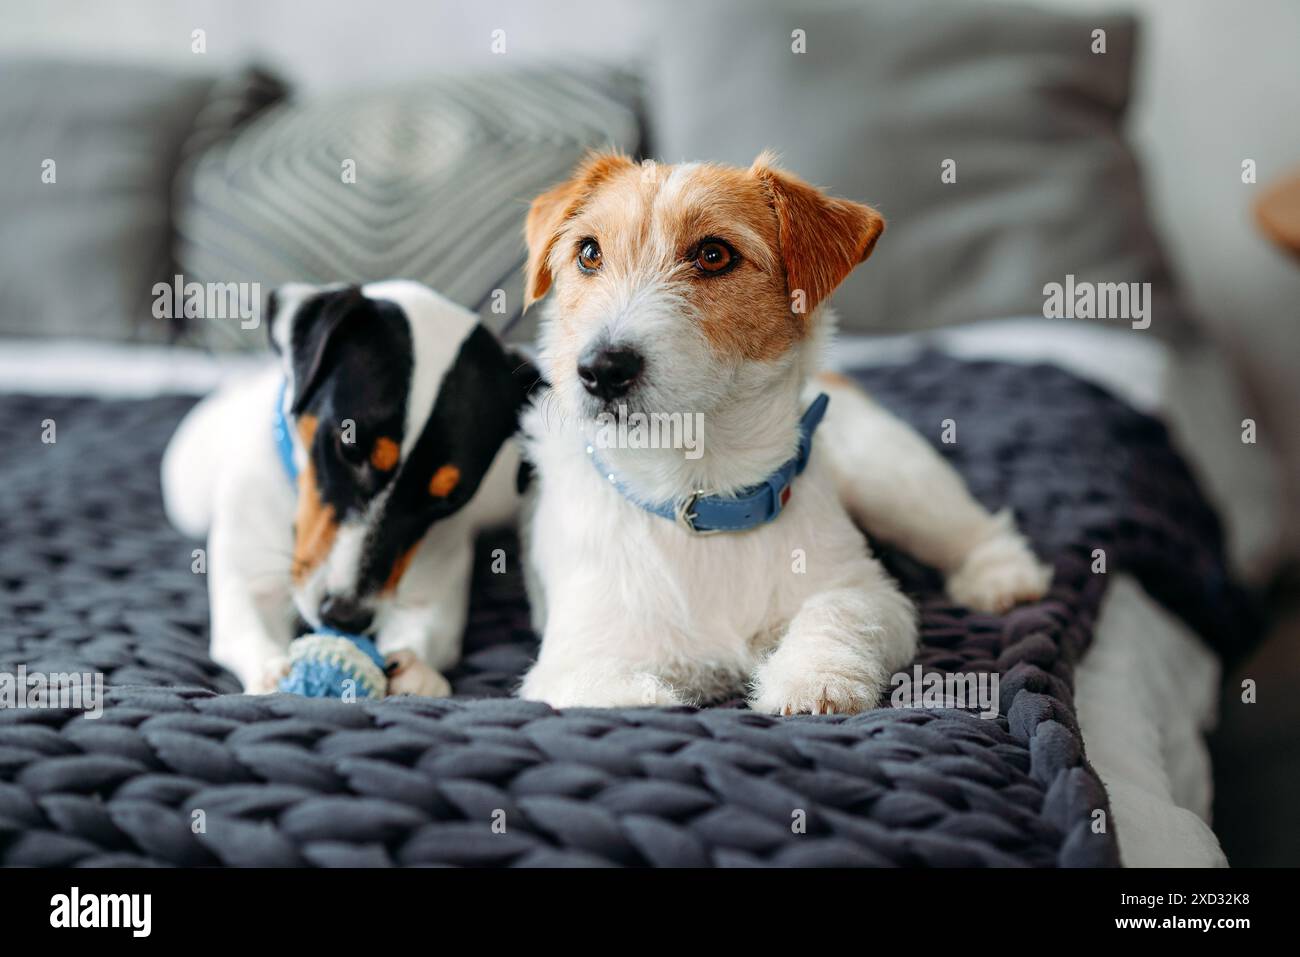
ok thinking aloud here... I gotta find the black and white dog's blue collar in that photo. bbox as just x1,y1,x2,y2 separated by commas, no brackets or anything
588,393,830,535
273,379,300,484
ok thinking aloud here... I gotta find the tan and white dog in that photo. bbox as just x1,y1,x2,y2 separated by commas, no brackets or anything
517,151,1051,714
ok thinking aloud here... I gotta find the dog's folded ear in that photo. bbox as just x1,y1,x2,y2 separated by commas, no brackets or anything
523,150,637,308
394,327,538,521
264,288,282,354
751,151,885,318
273,285,372,414
266,281,318,357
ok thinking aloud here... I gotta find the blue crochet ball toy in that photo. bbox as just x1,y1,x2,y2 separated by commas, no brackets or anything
278,627,388,698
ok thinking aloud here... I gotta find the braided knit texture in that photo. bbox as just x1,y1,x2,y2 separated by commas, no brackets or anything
0,355,1250,867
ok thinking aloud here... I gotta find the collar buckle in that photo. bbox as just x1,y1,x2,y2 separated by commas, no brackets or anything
674,491,720,536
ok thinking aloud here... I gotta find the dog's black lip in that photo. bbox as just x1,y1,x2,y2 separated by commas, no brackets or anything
580,388,647,419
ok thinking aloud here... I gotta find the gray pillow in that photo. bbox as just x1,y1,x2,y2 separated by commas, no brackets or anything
174,67,643,349
648,0,1189,338
0,59,222,342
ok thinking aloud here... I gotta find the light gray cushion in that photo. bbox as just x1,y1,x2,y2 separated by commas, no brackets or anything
0,59,221,342
175,67,643,349
648,0,1189,338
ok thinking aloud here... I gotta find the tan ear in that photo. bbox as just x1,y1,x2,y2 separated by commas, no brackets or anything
523,150,636,309
751,152,884,317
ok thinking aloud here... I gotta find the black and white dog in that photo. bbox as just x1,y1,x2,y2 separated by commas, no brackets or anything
162,280,535,695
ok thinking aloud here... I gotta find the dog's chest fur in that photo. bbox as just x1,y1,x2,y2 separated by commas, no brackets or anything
522,403,872,686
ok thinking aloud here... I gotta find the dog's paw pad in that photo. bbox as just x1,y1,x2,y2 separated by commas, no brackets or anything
520,669,684,709
751,671,883,716
384,652,451,698
248,656,291,694
947,522,1051,614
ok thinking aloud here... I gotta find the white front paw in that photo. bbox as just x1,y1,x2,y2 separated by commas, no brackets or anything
947,512,1052,614
384,650,452,698
749,650,886,716
519,667,684,709
247,655,291,694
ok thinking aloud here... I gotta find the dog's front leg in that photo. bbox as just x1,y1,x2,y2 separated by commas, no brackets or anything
520,655,686,709
375,536,474,698
816,375,1051,614
519,605,686,709
750,567,917,715
207,519,296,694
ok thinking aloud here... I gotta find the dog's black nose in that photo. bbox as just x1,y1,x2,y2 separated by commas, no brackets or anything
578,346,644,400
318,595,373,634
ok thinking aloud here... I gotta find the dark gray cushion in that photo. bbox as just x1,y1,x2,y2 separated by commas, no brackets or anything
174,68,643,349
0,59,217,342
648,0,1189,338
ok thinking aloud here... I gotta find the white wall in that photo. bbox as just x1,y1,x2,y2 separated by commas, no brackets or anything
0,0,656,87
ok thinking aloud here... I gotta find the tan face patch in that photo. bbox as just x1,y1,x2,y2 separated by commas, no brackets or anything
541,164,776,363
428,464,460,498
382,543,418,594
524,151,638,307
297,414,319,448
370,436,399,471
546,161,797,363
292,461,338,585
527,152,884,366
288,414,337,584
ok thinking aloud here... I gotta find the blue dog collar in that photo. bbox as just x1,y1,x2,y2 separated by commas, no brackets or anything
589,393,830,535
273,379,299,484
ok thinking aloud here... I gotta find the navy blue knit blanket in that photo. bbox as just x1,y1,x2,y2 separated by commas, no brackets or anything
0,354,1251,867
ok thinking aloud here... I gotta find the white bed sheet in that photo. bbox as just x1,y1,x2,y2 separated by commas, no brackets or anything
1,322,1240,866
832,317,1230,867
1078,576,1225,866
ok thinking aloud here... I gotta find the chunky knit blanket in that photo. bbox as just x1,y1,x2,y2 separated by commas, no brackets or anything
0,355,1250,867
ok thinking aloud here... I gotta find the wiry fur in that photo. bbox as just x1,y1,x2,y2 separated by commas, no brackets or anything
162,280,524,696
518,153,1050,713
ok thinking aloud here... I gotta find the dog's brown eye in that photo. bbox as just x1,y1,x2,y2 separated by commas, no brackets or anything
693,240,735,274
577,239,602,273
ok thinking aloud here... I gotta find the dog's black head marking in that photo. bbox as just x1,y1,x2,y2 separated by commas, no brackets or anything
272,283,536,609
353,323,534,595
283,287,414,520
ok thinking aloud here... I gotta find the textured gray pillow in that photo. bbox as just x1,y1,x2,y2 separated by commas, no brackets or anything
648,0,1188,338
0,59,218,342
174,67,643,349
